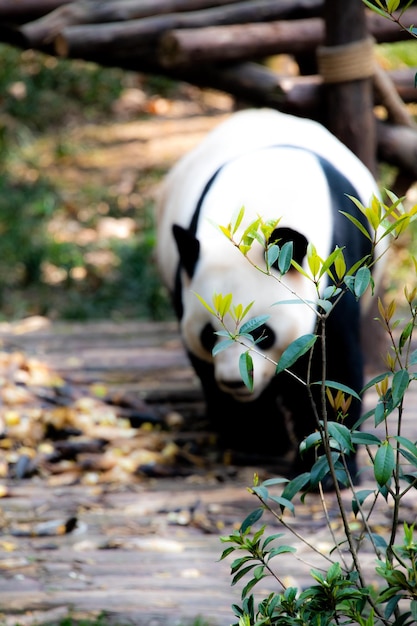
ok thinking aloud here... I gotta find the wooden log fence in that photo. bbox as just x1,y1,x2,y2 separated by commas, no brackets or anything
0,0,416,189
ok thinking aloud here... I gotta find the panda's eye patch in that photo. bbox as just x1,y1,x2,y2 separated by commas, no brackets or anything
249,324,275,350
201,322,217,353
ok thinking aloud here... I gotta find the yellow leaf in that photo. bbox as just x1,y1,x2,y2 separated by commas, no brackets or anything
307,243,321,278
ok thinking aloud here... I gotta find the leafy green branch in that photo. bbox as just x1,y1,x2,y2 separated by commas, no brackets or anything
362,0,417,40
210,187,417,624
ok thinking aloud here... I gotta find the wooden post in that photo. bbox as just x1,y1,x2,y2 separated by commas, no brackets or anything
321,0,387,370
321,0,376,174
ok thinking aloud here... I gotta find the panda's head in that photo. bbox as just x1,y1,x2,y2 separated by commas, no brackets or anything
173,223,318,402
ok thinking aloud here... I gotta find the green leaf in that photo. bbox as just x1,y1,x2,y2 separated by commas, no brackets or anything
333,247,346,280
232,564,258,586
394,436,417,461
327,421,354,453
340,207,373,240
262,533,285,548
309,567,326,585
395,436,417,468
261,477,289,487
361,1,391,18
231,556,255,574
252,524,266,543
280,473,311,507
312,380,361,401
267,494,295,514
362,371,392,393
218,292,233,317
290,258,311,279
326,561,343,584
318,246,341,280
399,321,413,351
354,266,371,298
231,205,245,234
272,298,315,306
344,274,355,295
278,241,293,274
219,546,235,560
377,589,401,614
322,285,341,300
398,448,417,468
193,291,215,315
374,442,395,487
242,303,255,322
391,369,409,406
410,349,417,365
310,452,340,486
299,431,322,453
240,315,270,337
212,338,235,356
316,298,333,314
411,598,417,620
241,574,265,599
370,533,388,550
251,485,268,500
240,508,264,533
276,333,317,374
351,431,381,446
267,545,296,560
253,565,265,580
239,352,254,391
265,244,279,269
386,0,400,11
374,399,389,426
220,530,240,544
351,489,375,517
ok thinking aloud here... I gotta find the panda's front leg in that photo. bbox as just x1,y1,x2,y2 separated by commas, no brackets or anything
187,351,293,459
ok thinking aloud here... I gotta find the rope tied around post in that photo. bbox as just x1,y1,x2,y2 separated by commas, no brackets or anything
317,37,375,83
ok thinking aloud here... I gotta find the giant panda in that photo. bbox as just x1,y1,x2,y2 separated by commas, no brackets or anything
155,108,384,481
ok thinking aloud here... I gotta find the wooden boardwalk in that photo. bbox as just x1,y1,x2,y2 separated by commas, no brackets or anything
1,320,416,626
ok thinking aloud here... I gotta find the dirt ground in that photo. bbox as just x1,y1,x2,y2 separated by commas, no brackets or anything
45,84,236,216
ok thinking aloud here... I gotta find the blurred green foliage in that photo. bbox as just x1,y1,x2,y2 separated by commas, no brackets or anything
0,44,171,321
0,47,124,130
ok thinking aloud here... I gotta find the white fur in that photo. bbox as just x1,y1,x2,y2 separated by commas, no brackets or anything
156,108,382,401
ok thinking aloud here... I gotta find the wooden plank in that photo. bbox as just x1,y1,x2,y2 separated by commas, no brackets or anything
1,320,417,625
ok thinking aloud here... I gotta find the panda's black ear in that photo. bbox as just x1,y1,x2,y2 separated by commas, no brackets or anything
173,224,200,279
270,227,308,268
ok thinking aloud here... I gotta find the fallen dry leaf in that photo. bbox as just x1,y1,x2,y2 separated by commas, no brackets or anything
0,349,213,484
